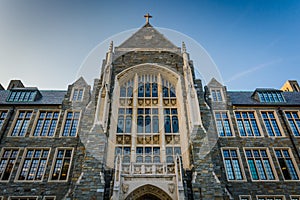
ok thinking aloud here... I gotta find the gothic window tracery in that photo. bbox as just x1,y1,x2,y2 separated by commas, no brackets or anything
115,72,181,165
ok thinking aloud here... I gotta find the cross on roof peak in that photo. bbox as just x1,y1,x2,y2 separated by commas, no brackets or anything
144,13,152,24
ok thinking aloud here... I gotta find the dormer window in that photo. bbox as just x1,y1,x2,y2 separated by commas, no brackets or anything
255,89,285,103
7,88,41,102
71,88,84,101
211,89,223,102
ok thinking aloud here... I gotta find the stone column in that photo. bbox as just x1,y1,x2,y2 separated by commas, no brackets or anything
158,73,166,163
130,73,138,164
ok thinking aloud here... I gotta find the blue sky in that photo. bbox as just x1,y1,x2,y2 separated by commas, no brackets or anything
0,0,299,90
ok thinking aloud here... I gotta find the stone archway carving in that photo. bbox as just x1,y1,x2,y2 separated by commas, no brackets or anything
124,184,172,200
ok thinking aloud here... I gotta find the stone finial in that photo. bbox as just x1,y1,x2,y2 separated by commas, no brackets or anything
182,42,186,53
109,41,113,53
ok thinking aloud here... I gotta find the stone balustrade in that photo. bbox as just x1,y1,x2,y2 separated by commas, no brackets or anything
121,163,176,175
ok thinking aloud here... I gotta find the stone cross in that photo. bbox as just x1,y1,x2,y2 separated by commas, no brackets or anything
144,13,152,24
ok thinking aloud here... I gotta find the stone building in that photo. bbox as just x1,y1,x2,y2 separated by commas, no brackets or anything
0,15,300,200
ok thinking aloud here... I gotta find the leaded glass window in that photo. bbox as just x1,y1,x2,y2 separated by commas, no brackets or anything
71,88,84,101
11,110,32,136
235,111,261,137
61,111,80,136
258,91,285,103
215,111,233,136
18,148,49,181
222,148,244,180
285,111,300,136
261,111,282,137
274,148,299,180
245,148,276,180
50,148,73,181
0,148,19,181
33,111,59,137
211,89,223,102
0,110,8,130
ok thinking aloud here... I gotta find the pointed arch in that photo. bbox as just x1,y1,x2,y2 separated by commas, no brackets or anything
124,184,172,200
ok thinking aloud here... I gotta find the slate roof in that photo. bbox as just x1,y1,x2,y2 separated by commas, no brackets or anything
228,91,300,106
116,23,180,51
0,90,67,105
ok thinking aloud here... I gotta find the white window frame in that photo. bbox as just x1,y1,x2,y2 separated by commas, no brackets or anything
256,195,286,200
48,147,74,182
239,195,252,200
243,147,278,182
0,147,21,182
43,196,56,200
284,110,300,137
221,147,246,181
273,147,300,181
8,110,34,137
234,110,263,137
290,195,300,200
15,147,50,182
260,110,285,137
60,110,81,137
70,88,84,102
8,196,38,200
30,110,61,137
214,110,235,137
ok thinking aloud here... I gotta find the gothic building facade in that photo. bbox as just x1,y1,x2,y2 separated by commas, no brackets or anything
0,16,300,200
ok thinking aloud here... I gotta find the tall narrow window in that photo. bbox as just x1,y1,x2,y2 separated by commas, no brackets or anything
261,111,282,137
17,148,49,181
11,110,33,136
222,148,244,180
61,111,80,137
244,148,276,180
285,111,300,136
162,78,176,98
215,111,233,136
0,110,8,130
164,108,179,133
137,108,159,133
50,148,73,181
274,148,299,180
33,111,59,137
117,108,132,133
0,148,19,181
235,111,261,137
71,88,84,101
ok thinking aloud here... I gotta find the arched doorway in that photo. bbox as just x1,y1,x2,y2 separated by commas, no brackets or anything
125,184,172,200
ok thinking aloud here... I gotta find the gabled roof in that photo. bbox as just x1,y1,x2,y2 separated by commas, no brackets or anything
207,78,223,88
115,23,180,52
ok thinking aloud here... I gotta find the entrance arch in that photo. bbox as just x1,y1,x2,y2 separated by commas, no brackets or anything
125,184,172,200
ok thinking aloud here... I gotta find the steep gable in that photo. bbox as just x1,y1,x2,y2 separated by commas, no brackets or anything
116,23,180,52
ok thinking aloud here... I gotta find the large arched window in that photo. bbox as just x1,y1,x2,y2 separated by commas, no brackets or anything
115,72,181,165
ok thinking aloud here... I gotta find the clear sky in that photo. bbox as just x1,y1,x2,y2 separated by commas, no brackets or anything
0,0,299,90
